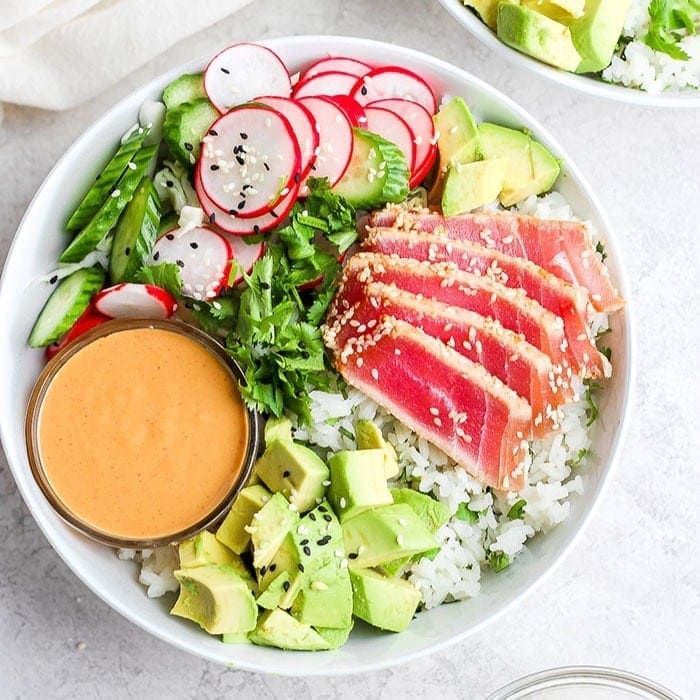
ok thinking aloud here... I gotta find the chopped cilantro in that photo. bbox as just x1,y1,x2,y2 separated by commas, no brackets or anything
507,498,527,520
643,0,700,61
488,551,511,573
601,345,612,362
454,503,479,523
134,262,183,297
566,448,589,469
338,426,355,441
583,379,602,427
595,240,607,261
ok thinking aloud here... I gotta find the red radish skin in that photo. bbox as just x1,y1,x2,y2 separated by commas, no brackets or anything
152,227,232,300
204,43,291,113
220,234,266,285
195,165,299,236
296,96,354,193
324,95,367,127
198,104,300,219
366,98,437,187
45,307,110,360
351,66,437,114
293,71,359,99
363,106,416,173
301,56,372,81
94,284,177,320
253,95,319,180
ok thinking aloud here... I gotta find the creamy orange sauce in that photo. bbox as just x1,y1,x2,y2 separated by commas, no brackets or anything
38,327,248,540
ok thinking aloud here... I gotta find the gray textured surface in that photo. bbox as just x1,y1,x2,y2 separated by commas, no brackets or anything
1,0,699,698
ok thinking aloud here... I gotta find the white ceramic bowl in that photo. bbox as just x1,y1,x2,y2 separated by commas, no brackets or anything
0,35,634,676
436,0,700,108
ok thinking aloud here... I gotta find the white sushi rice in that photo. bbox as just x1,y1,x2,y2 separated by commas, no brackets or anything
603,0,700,93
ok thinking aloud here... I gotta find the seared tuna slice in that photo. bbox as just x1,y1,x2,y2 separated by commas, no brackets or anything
334,253,568,370
332,317,531,490
367,207,623,313
324,281,567,435
364,228,604,378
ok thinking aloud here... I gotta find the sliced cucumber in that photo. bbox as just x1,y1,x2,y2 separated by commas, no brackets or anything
162,73,206,109
66,127,149,232
28,267,105,347
333,128,410,209
60,145,157,264
158,210,179,235
163,98,219,168
109,178,161,283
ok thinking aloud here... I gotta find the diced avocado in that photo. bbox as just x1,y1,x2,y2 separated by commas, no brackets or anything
342,504,438,568
249,609,330,651
315,621,354,649
350,569,421,633
251,492,299,570
215,484,271,554
570,0,631,74
497,3,582,72
522,0,585,21
256,571,291,610
434,97,482,167
171,564,257,636
179,531,237,568
264,416,294,444
162,72,206,109
355,419,399,479
221,631,250,644
255,440,329,513
327,449,393,522
290,568,353,630
378,489,449,576
463,0,500,29
478,123,560,206
442,157,508,215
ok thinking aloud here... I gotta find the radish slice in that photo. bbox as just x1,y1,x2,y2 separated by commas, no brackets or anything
324,95,367,127
366,98,437,187
195,165,298,236
220,234,266,284
302,57,372,81
46,307,110,360
293,71,359,99
198,104,300,219
204,43,291,113
152,227,232,300
253,95,319,179
351,67,437,114
296,96,354,193
364,106,416,173
94,283,177,319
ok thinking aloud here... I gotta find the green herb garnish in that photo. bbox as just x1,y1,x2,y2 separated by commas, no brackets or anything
488,551,511,573
454,503,479,523
507,498,527,520
644,0,700,61
595,240,607,261
583,379,602,427
566,448,589,469
134,262,183,297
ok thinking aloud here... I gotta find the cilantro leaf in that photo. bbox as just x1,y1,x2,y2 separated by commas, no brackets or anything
507,498,527,520
488,551,511,573
643,0,699,60
566,448,589,469
134,263,183,297
454,503,479,523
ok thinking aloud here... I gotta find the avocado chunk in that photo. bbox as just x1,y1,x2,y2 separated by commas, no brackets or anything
216,484,271,554
327,449,393,522
355,419,399,479
478,122,560,206
570,0,630,74
256,571,291,610
342,503,438,568
179,531,237,569
255,439,329,513
442,157,508,215
497,3,582,72
264,416,294,444
378,489,449,576
249,609,331,651
522,0,585,21
251,492,299,570
350,569,421,633
290,575,353,629
463,0,500,29
315,621,354,649
171,564,257,636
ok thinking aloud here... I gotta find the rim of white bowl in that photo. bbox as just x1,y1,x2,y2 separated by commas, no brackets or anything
0,35,636,676
436,0,700,108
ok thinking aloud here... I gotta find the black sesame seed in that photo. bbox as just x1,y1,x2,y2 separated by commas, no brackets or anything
269,564,277,572
308,513,316,521
282,580,290,592
233,145,242,154
124,246,131,256
311,164,317,171
239,191,247,199
184,142,193,152
184,302,193,310
318,505,327,513
190,242,198,249
210,164,219,171
165,234,174,241
260,281,271,290
49,275,58,284
282,470,290,478
220,67,230,74
209,213,216,224
294,172,301,183
298,563,305,573
237,201,246,210
228,209,237,216
235,155,245,166
176,260,185,268
253,225,261,234
323,514,332,522
348,552,358,560
153,251,160,261
208,129,218,136
361,85,368,95
299,539,309,546
263,162,270,171
260,566,267,576
316,536,331,546
303,546,311,556
242,184,253,190
166,180,174,188
240,132,248,140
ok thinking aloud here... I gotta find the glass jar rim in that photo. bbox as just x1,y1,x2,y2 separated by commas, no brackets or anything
25,318,260,549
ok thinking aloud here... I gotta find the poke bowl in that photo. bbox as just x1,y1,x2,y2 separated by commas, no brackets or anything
436,0,700,107
0,35,634,675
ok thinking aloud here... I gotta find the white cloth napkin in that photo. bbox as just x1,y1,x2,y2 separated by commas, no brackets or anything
0,0,252,110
